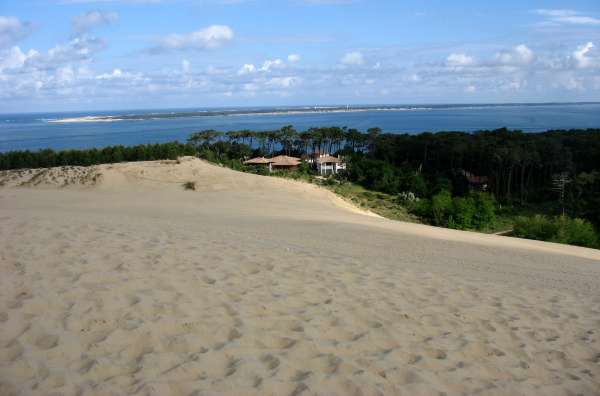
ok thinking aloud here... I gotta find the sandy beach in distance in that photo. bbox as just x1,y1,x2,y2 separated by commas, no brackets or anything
46,107,432,124
1,157,599,395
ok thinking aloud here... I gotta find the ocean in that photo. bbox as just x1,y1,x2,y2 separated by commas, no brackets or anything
1,103,599,152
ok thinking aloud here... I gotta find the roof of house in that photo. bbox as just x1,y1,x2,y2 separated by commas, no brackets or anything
243,156,271,165
270,155,301,166
316,155,341,164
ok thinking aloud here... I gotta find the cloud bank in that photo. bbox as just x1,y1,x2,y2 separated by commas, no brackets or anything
72,10,118,35
157,25,234,51
0,16,34,48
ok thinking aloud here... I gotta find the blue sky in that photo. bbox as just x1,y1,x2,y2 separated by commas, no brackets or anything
1,0,599,112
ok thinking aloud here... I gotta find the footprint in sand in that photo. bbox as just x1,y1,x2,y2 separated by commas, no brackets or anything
228,328,243,342
369,321,383,329
225,357,241,377
277,337,297,349
2,341,24,362
260,354,280,370
8,291,32,309
35,334,59,350
292,370,312,382
351,332,368,341
382,367,423,385
127,295,141,306
313,353,342,375
407,354,422,365
290,383,309,396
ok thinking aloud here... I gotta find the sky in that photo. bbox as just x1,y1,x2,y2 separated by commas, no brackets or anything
1,0,600,112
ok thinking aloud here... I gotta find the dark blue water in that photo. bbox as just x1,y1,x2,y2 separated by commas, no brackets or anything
1,103,599,152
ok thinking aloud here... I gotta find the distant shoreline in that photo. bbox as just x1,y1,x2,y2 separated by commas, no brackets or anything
45,102,600,124
47,107,433,123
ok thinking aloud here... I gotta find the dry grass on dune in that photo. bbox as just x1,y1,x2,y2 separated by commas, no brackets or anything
1,158,599,395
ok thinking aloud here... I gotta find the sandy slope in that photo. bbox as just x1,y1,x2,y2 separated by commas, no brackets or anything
0,157,599,396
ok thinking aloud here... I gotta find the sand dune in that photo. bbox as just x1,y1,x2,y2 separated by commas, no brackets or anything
1,157,599,395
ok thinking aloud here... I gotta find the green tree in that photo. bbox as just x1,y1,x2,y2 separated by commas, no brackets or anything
431,190,452,226
451,196,476,229
473,192,496,229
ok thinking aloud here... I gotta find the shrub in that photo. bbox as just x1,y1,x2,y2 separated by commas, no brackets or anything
347,159,400,194
513,215,599,248
557,217,599,247
451,196,476,229
183,181,196,191
513,215,559,242
431,189,453,226
473,192,496,229
248,165,270,176
323,177,337,186
298,162,312,174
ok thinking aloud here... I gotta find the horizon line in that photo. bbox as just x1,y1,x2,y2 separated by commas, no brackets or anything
2,101,600,116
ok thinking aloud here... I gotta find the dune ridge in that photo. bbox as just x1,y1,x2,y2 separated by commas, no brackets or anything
1,158,599,395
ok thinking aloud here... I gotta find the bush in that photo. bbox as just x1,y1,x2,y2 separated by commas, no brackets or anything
431,190,453,226
473,192,496,229
450,196,476,229
298,162,312,174
408,190,496,230
247,165,270,175
347,159,400,194
183,181,196,191
513,215,599,248
408,197,431,218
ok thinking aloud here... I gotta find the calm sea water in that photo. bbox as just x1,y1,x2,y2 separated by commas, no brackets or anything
1,103,599,152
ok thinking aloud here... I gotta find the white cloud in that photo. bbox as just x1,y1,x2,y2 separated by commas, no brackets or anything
72,10,118,35
535,9,600,25
260,58,283,71
57,65,76,84
287,53,300,62
96,68,122,79
0,35,108,100
237,63,255,75
46,36,105,64
495,44,534,65
0,46,38,72
0,16,34,48
158,25,234,51
96,68,142,80
4,24,600,109
507,79,527,91
204,65,224,75
407,73,421,82
340,51,364,65
267,76,301,88
447,53,474,67
182,59,190,73
556,73,584,91
514,44,534,64
573,42,595,68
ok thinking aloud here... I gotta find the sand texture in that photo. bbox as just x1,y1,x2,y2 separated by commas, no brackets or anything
1,157,599,396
